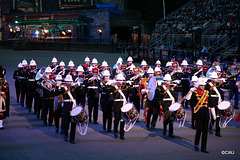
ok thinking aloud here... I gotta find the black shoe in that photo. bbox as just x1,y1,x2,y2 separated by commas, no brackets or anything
114,133,117,138
201,148,209,153
0,127,4,130
103,126,106,130
28,110,31,113
48,123,53,126
89,119,92,123
194,145,199,151
107,129,112,132
169,135,175,138
234,106,239,109
43,121,47,126
70,140,75,144
151,126,156,130
93,121,98,124
191,124,195,129
215,133,222,137
37,114,40,119
55,128,59,133
120,136,125,140
17,100,19,103
21,103,24,108
60,130,64,134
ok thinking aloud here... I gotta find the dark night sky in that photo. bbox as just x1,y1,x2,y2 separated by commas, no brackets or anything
128,0,191,22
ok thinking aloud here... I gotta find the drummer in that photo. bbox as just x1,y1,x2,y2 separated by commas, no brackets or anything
106,73,129,140
205,72,229,137
159,74,181,138
61,75,77,144
143,68,161,130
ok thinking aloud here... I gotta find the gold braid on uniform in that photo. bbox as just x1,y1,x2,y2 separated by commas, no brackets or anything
194,90,209,114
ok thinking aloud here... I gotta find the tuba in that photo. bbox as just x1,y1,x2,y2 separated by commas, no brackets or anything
35,67,56,91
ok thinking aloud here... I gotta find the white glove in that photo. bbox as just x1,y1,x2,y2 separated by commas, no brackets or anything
126,81,132,85
173,80,181,84
190,87,197,92
56,81,61,87
141,89,148,94
157,81,162,86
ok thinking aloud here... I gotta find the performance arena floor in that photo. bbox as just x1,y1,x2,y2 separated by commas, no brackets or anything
0,49,239,160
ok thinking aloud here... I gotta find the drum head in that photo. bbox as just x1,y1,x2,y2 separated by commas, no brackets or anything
169,103,181,112
121,103,133,113
70,106,83,116
218,101,231,110
147,76,156,101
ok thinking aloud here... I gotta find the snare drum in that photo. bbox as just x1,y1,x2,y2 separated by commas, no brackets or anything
121,103,139,121
169,102,185,120
218,101,234,119
70,106,88,125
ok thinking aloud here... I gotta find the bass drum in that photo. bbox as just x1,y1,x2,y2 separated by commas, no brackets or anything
147,76,156,101
121,103,139,132
70,106,88,135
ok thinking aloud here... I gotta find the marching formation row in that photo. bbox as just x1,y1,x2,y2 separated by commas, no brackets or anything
1,55,240,152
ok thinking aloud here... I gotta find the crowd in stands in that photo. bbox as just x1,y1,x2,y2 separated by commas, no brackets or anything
157,0,240,36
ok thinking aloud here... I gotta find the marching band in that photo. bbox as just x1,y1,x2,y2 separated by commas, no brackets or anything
0,55,240,152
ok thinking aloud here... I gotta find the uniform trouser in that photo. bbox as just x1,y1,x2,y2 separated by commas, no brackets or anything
43,99,54,125
26,82,35,112
163,116,174,136
146,108,159,128
146,100,160,128
36,96,43,118
113,111,125,137
103,111,112,131
209,106,220,135
20,80,27,106
229,86,239,107
53,104,63,130
209,117,221,135
195,119,209,149
88,97,99,122
15,80,20,102
62,102,76,141
190,104,196,128
129,96,140,114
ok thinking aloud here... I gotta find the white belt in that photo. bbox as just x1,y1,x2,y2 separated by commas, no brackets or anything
114,99,125,101
163,98,172,101
28,79,35,81
19,77,26,79
88,86,98,89
64,99,73,102
102,92,106,94
132,85,139,88
181,78,189,80
211,95,219,97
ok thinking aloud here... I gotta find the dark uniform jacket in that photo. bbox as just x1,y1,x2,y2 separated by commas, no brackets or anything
190,89,209,120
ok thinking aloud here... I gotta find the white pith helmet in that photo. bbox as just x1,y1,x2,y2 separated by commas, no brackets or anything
163,74,172,81
52,57,58,63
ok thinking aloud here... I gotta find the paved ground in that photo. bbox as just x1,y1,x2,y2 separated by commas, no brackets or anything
0,49,239,160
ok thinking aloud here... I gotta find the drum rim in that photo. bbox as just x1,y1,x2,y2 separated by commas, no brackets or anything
169,102,181,112
218,101,231,110
70,106,83,116
121,103,133,113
